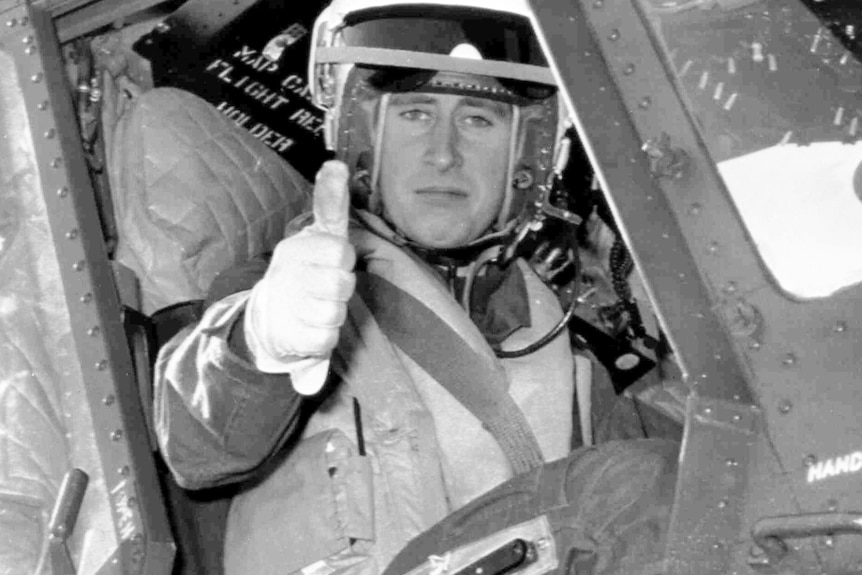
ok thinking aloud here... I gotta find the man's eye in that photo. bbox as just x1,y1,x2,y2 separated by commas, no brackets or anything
463,115,494,128
400,109,431,122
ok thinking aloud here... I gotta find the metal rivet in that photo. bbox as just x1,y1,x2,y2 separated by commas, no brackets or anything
87,326,101,337
72,260,85,271
96,360,108,371
537,537,550,550
22,35,33,44
823,536,835,548
25,45,36,55
639,97,652,109
608,29,620,41
624,63,636,75
733,394,741,401
833,321,847,333
6,18,17,27
45,128,56,139
749,340,762,350
778,399,792,414
31,72,43,83
51,158,63,168
724,281,738,294
803,454,817,468
712,542,723,550
718,499,729,509
732,414,742,422
703,407,713,415
103,394,116,406
690,203,702,215
592,0,604,8
119,465,131,476
57,186,69,197
726,458,738,467
782,353,797,367
155,21,171,32
708,242,720,254
66,229,79,239
111,429,124,441
38,100,49,111
80,293,93,304
749,544,765,558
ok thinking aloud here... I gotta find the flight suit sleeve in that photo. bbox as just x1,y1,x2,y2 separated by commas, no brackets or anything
152,253,331,490
153,290,309,489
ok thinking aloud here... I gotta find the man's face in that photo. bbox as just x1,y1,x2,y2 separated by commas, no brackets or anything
377,89,513,248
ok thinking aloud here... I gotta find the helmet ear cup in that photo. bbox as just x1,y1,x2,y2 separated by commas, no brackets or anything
497,96,559,226
350,150,375,210
336,70,380,179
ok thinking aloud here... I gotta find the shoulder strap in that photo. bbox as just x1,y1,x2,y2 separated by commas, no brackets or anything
355,272,544,475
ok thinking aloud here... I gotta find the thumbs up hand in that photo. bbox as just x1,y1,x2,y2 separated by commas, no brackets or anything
245,160,356,375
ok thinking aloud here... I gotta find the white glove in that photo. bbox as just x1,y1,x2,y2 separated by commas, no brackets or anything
245,160,356,393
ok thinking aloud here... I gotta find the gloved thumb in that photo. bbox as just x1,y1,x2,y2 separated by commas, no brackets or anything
311,160,351,238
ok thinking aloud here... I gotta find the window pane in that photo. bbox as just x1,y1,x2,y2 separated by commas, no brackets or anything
640,0,862,299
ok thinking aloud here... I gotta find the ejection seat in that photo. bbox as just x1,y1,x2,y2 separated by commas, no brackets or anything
97,33,311,572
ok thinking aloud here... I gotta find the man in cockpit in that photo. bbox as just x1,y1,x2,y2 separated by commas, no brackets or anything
153,1,678,573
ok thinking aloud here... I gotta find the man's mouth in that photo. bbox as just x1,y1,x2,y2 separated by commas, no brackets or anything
415,187,469,202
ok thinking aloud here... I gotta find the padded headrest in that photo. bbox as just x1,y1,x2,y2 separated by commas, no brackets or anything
108,88,311,314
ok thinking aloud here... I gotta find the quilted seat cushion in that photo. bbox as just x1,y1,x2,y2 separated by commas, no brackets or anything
109,87,311,314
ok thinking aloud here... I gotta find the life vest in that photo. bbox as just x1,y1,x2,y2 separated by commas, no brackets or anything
224,226,575,575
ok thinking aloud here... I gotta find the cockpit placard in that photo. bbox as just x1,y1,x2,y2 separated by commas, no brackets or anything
134,0,329,181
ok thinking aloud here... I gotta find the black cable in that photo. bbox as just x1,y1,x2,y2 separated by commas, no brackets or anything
495,287,580,359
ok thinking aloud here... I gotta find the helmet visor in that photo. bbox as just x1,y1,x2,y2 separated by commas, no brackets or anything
341,6,548,67
317,6,555,87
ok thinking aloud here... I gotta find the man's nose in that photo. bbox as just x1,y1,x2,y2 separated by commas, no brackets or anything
424,118,462,171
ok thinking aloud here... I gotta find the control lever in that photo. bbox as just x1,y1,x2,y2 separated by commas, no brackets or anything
48,469,89,575
751,512,862,566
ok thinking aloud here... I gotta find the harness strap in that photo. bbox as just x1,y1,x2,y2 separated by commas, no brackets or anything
356,272,544,475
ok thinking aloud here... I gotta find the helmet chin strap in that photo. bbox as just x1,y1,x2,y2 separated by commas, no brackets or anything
395,223,517,268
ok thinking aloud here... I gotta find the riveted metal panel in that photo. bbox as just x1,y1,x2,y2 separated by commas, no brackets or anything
665,395,763,574
0,3,174,573
578,1,862,572
530,0,862,572
527,0,753,402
